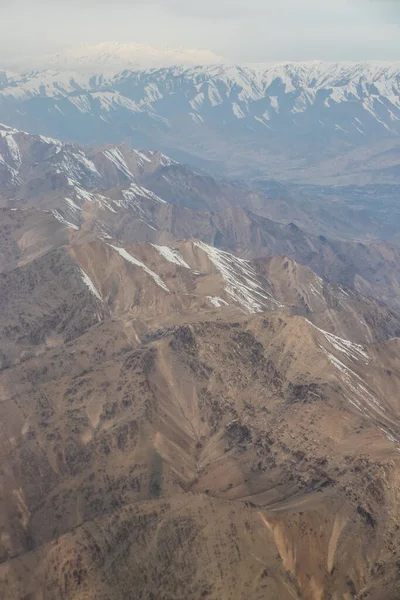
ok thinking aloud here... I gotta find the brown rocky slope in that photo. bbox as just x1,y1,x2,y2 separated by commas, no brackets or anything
1,313,400,600
1,209,400,599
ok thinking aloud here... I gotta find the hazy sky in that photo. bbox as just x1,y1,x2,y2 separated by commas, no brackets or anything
1,0,399,62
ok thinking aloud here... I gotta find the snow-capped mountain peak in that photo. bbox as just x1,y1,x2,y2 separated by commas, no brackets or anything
3,42,224,73
0,60,400,181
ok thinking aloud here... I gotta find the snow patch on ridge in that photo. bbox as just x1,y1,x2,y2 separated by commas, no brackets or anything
65,197,82,212
39,134,63,149
194,241,281,314
52,209,79,230
136,150,152,164
207,296,229,308
121,183,166,205
0,131,21,168
109,244,170,292
232,103,245,119
151,245,190,268
326,349,398,442
80,269,102,301
103,147,135,180
311,321,399,443
313,324,369,362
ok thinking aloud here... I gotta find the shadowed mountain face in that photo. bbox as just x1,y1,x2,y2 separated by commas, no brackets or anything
1,125,400,599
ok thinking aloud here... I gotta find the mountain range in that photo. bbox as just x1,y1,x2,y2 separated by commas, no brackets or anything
0,61,399,181
1,123,400,311
1,59,400,243
0,56,400,600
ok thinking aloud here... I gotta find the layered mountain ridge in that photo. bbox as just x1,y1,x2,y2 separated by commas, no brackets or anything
2,124,400,312
1,122,400,599
2,59,400,245
0,61,399,181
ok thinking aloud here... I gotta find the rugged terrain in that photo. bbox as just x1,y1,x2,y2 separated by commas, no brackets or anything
2,124,400,311
1,124,400,599
2,301,400,599
1,205,400,599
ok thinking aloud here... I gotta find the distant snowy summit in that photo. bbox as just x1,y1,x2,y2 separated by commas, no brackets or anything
1,58,400,182
3,42,224,73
